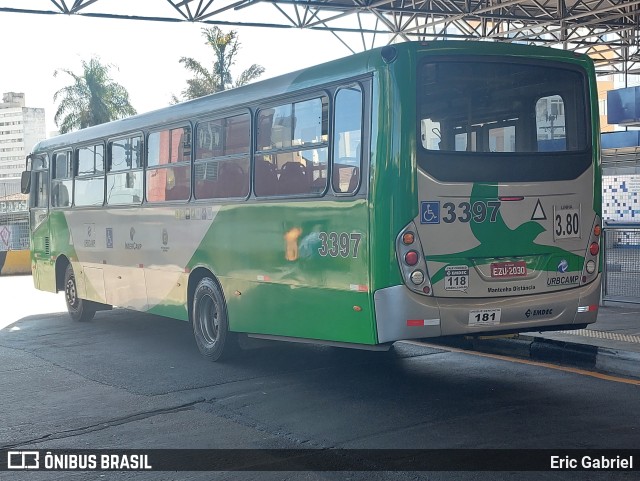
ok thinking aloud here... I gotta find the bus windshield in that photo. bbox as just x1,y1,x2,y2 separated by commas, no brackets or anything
417,59,591,182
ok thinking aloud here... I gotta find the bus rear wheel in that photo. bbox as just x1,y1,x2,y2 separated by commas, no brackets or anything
192,277,237,361
64,264,96,322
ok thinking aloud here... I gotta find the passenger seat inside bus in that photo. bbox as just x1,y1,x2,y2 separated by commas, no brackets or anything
255,160,278,196
278,161,307,195
52,182,70,207
217,162,247,197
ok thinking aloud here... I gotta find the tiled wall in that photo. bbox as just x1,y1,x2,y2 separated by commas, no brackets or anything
602,174,640,246
602,174,640,223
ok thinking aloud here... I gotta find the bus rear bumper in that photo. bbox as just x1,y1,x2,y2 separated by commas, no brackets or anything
373,275,601,343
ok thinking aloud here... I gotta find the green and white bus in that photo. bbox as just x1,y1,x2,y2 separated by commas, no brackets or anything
22,41,602,361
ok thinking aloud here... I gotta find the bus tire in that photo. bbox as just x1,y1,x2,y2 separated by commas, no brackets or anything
192,277,237,361
64,264,96,322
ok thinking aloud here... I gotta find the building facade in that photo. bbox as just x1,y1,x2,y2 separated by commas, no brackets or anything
0,92,46,179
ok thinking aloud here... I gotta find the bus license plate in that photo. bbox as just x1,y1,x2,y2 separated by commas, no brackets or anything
490,261,527,278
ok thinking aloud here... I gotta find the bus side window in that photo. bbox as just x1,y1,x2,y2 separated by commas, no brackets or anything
194,114,250,200
107,135,143,205
146,126,192,203
51,151,72,207
255,98,329,197
332,85,363,194
75,144,105,207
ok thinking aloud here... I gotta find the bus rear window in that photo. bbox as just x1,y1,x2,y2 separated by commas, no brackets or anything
417,59,591,182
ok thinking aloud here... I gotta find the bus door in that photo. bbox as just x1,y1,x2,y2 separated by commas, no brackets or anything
24,154,53,290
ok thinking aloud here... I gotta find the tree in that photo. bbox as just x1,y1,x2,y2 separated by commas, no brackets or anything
53,57,136,134
174,27,265,102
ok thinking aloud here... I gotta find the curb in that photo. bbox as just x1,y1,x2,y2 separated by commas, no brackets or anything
595,348,640,380
0,250,31,275
434,335,640,381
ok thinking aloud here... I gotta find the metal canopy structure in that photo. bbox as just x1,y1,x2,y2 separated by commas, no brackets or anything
2,0,639,75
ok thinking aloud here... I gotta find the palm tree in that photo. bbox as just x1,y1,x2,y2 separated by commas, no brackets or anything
174,27,265,102
53,57,136,133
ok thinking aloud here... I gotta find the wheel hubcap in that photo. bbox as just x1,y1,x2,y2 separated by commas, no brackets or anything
198,293,219,347
65,277,77,308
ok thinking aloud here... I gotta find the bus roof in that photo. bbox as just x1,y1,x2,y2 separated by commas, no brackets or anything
34,41,592,154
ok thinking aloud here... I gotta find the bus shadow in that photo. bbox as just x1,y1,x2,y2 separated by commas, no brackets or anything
0,307,545,398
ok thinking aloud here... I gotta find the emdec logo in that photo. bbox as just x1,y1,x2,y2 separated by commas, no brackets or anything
525,308,553,318
7,451,39,469
557,259,569,273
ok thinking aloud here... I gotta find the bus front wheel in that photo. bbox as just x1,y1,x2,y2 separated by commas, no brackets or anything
192,277,236,361
64,264,96,322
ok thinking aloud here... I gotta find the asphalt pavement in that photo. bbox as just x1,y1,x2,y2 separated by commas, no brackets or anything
3,274,640,380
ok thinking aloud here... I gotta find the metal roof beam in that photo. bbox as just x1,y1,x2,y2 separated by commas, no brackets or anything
0,0,637,73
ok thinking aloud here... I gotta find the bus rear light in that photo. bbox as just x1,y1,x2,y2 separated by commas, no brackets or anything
581,216,601,286
410,270,425,285
402,232,415,245
577,305,598,313
405,251,419,266
397,221,432,296
498,196,524,201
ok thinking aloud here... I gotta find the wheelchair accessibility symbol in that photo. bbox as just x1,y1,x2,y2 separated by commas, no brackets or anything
420,201,440,224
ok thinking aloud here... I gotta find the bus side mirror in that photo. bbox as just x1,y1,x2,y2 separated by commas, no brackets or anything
21,170,31,194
